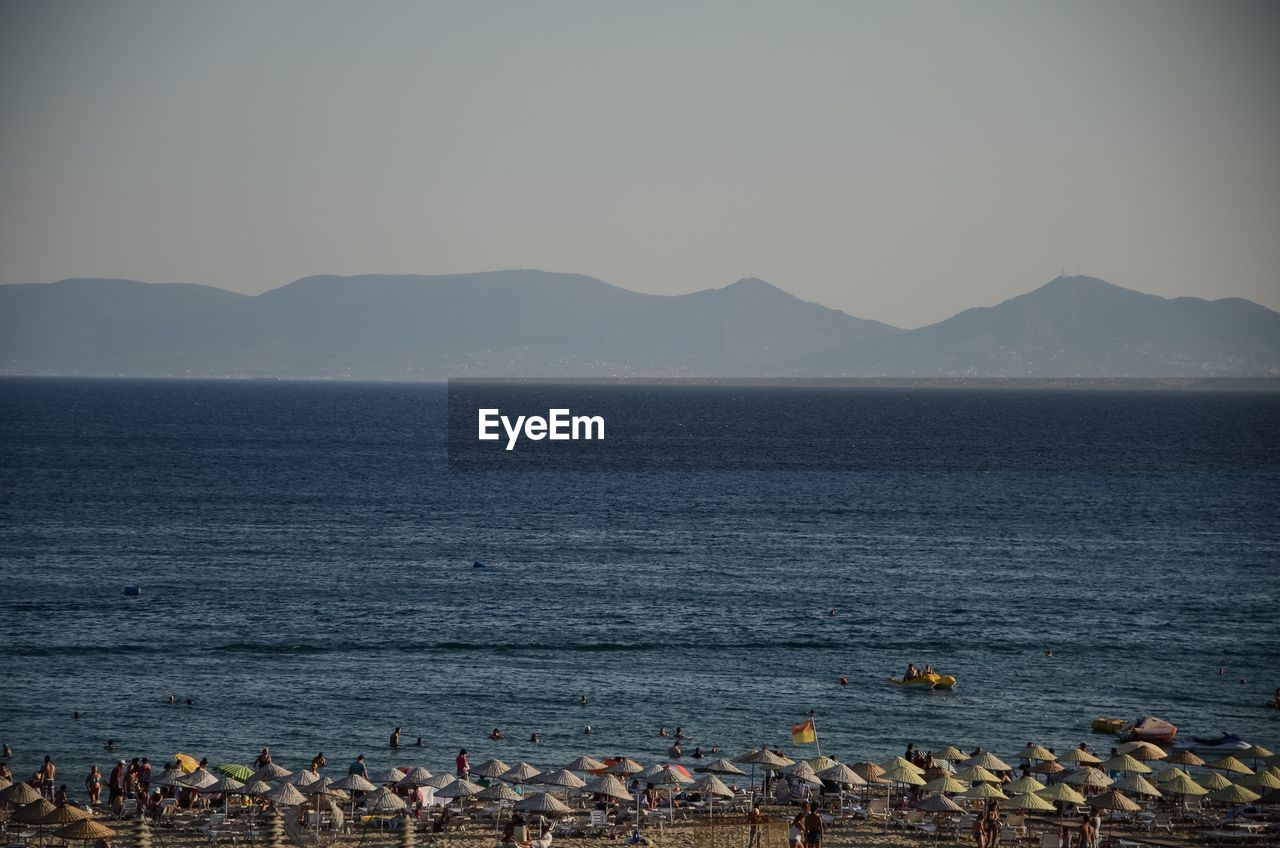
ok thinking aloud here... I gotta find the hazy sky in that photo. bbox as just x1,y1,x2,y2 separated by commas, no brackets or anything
1,1,1277,328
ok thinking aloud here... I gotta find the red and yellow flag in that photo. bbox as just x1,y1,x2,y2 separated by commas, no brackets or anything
790,719,817,745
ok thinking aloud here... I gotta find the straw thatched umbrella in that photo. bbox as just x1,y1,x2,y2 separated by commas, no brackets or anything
962,752,1012,772
368,768,406,785
1100,754,1152,774
646,766,693,825
363,785,408,810
201,775,246,816
477,782,523,831
1058,749,1101,766
471,759,510,779
1038,782,1086,825
263,783,308,807
1159,773,1207,798
691,773,735,819
697,758,745,777
1207,756,1253,775
1243,745,1273,767
181,768,221,790
423,773,456,790
851,762,887,783
397,767,433,787
915,793,964,813
1239,770,1280,792
1113,775,1162,798
436,779,482,799
149,766,186,788
959,783,1007,802
1165,750,1205,767
53,819,117,842
1118,741,1167,762
1031,761,1065,777
1018,745,1057,763
243,779,273,796
513,792,572,836
1201,773,1233,791
0,776,11,791
564,756,607,773
934,747,966,763
955,765,1000,785
331,774,377,793
923,776,968,794
0,782,43,806
253,763,291,782
1006,777,1045,795
817,762,866,812
584,775,630,801
1004,793,1055,812
880,756,925,775
603,757,645,776
12,799,57,825
35,804,91,826
279,770,318,787
536,769,586,791
1063,767,1113,788
807,755,839,773
1209,784,1261,805
1088,789,1142,844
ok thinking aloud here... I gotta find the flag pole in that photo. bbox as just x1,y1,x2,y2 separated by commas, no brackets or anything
813,719,822,757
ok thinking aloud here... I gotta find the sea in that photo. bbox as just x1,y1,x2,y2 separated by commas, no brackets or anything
1,378,1277,785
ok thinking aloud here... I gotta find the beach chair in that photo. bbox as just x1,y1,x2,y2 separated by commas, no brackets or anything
865,797,890,825
588,809,610,836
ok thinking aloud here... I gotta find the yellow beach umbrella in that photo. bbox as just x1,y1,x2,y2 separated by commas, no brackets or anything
1005,792,1055,812
879,756,925,775
1239,770,1280,791
1063,767,1113,788
1100,754,1152,774
806,755,839,773
1156,768,1190,784
1200,773,1233,790
1165,750,1205,767
54,820,118,841
1058,748,1101,765
1209,784,1261,805
881,764,926,786
960,783,1007,801
1207,756,1253,775
1160,773,1208,797
1020,745,1056,762
1088,790,1142,812
1038,783,1086,805
963,752,1013,772
923,776,968,794
1006,776,1045,794
1118,741,1167,761
934,746,966,762
1243,745,1273,760
955,765,1000,784
1113,775,1162,798
174,753,199,774
851,762,887,784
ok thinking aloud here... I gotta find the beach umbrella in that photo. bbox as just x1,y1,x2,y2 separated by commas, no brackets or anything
962,752,1012,772
696,758,745,776
1037,784,1086,805
1058,749,1101,765
734,749,790,768
35,804,91,825
564,756,607,773
850,762,887,783
959,783,1007,801
914,793,964,813
367,767,406,785
934,747,966,762
779,762,821,785
1005,793,1055,812
691,774,734,798
1063,767,1113,788
955,766,1001,785
1200,773,1233,790
513,791,572,818
1209,784,1261,805
471,759,510,779
12,799,57,824
53,819,117,841
1158,773,1206,797
806,755,839,773
1207,756,1253,775
1155,768,1190,784
1113,775,1162,798
1243,745,1273,763
149,766,186,788
1019,745,1057,762
0,776,10,791
331,774,378,793
1031,761,1065,776
478,783,522,801
817,763,866,786
0,782,42,805
252,762,291,782
174,754,199,774
1088,789,1143,845
536,769,586,790
436,779,482,799
263,783,307,807
243,780,273,796
923,776,968,794
362,786,407,810
881,764,926,786
645,766,690,825
1100,754,1152,774
203,775,246,816
1118,741,1167,761
180,768,220,790
1006,776,1045,794
423,773,456,790
1239,770,1280,791
603,758,644,776
397,767,433,787
215,764,254,781
584,775,630,801
501,762,542,785
278,770,318,787
879,756,925,775
1165,750,1205,767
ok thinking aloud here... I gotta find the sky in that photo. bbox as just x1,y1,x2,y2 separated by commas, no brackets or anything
1,1,1277,329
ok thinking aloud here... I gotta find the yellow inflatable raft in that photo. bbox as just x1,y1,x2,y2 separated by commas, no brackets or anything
886,672,957,690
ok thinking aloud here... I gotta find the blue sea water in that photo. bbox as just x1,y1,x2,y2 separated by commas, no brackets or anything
1,378,1277,787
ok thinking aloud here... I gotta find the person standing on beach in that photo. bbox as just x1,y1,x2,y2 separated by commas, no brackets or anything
746,803,764,848
803,804,824,848
789,802,809,848
255,748,271,769
84,765,102,807
108,760,125,816
40,755,57,800
348,755,367,777
456,749,469,779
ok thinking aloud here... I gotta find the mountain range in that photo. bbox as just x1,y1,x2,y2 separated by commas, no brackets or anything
2,271,1277,378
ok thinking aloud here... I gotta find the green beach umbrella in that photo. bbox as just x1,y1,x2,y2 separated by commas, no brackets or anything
216,764,254,781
